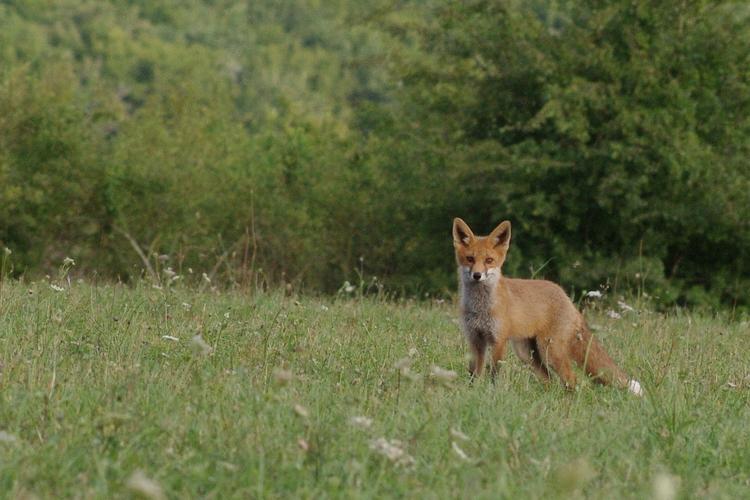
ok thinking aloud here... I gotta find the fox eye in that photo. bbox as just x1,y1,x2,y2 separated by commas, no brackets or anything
466,256,475,263
485,257,494,264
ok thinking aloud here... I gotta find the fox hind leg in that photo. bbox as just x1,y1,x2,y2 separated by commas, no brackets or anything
512,338,551,382
538,335,577,390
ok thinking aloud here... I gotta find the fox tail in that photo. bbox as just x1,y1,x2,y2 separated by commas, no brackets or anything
571,326,643,396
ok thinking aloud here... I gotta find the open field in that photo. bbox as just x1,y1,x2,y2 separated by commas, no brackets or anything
0,280,748,498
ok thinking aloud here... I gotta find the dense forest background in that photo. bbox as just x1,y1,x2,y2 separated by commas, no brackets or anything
1,0,749,309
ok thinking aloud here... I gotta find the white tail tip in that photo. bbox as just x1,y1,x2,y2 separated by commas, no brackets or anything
628,379,644,397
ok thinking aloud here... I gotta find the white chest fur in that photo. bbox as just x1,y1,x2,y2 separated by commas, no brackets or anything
459,279,499,343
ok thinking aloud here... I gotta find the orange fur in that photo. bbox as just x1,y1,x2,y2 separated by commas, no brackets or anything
453,217,637,393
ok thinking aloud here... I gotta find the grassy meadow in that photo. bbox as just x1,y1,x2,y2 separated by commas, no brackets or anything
0,278,748,498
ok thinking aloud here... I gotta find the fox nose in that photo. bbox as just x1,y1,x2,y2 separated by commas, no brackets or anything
472,272,482,281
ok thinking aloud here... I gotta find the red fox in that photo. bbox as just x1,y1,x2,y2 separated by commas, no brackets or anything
452,218,643,396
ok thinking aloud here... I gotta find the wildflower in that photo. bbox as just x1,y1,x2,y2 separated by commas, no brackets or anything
190,335,213,356
50,284,65,292
394,357,421,382
202,273,211,283
320,305,329,311
369,438,415,467
652,472,679,500
430,366,458,383
181,302,191,310
617,300,635,312
126,470,165,500
585,290,602,298
606,310,622,319
350,416,373,430
394,357,412,371
63,257,75,266
451,441,471,461
218,461,238,471
2,247,10,256
343,281,355,293
0,431,18,444
293,404,309,419
163,267,176,279
450,427,469,441
224,312,230,319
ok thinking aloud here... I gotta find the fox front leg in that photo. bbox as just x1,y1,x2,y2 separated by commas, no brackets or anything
488,338,509,379
467,333,489,380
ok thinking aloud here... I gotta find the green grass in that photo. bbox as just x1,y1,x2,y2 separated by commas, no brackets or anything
0,280,748,498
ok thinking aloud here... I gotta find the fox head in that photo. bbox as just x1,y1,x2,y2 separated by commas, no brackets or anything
452,218,511,286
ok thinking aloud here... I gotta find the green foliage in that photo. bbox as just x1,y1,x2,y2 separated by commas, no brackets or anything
0,0,749,308
380,0,750,307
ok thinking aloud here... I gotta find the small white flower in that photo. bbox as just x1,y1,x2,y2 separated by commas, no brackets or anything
190,335,213,355
369,438,415,467
617,300,635,312
586,290,602,298
223,312,230,319
343,280,356,293
320,305,329,311
202,273,211,283
297,438,310,452
63,257,75,266
181,302,191,310
2,247,11,256
218,461,238,471
430,366,458,383
293,404,309,419
126,470,165,500
394,357,412,371
607,310,622,319
50,284,65,292
452,441,471,461
652,472,679,500
163,267,176,278
450,427,469,441
0,431,18,444
350,416,373,429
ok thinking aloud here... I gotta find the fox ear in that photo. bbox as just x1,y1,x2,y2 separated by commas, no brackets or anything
453,218,475,247
490,220,511,248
